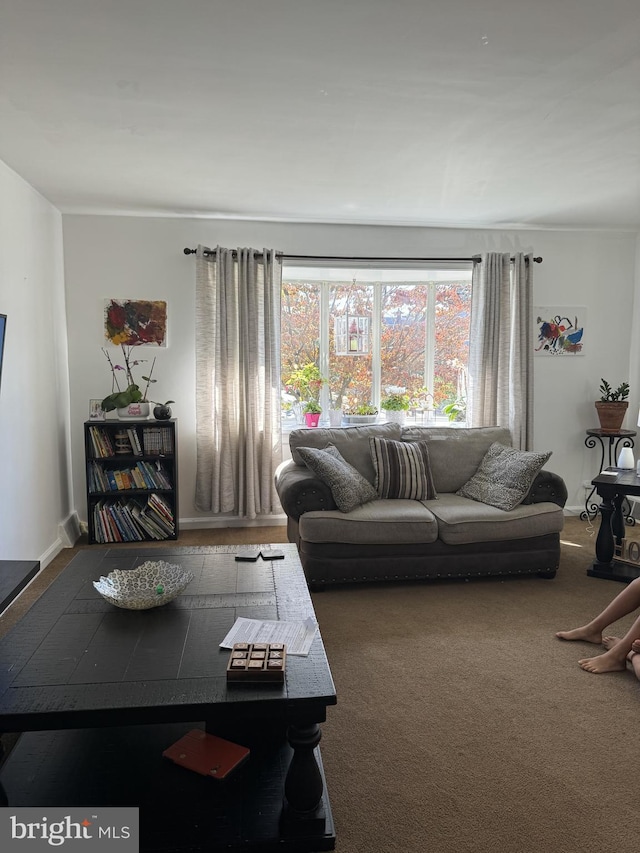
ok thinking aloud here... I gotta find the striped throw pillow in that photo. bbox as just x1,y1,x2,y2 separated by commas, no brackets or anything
370,438,437,500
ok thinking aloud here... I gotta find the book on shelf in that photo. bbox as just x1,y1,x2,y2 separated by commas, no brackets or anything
127,427,143,456
131,467,147,489
89,426,114,458
142,426,174,456
89,463,173,494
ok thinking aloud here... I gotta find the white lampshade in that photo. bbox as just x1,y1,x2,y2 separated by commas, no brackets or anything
617,446,635,469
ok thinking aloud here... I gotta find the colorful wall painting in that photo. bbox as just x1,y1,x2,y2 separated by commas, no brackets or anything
104,299,167,346
534,307,585,356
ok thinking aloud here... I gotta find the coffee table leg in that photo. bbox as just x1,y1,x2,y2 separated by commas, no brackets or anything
594,493,615,565
282,722,326,831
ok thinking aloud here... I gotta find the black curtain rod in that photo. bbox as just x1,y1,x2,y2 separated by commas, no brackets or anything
183,248,542,263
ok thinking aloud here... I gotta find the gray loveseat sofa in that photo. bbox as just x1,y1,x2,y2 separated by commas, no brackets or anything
274,423,567,589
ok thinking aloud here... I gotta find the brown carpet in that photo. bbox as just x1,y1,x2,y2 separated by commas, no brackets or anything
1,518,639,853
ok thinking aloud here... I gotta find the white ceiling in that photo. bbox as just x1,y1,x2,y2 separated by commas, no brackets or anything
2,0,640,230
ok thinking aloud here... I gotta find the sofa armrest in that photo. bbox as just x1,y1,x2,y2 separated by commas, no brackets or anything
274,460,337,520
522,470,568,508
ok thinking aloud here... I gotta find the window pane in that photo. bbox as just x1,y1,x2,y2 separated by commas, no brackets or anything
281,265,472,428
380,284,428,403
434,281,471,411
281,281,320,423
329,283,373,410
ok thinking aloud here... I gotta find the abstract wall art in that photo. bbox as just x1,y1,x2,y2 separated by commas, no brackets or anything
534,307,585,356
104,299,167,346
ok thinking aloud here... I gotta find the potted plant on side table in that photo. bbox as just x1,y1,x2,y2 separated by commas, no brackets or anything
595,379,630,433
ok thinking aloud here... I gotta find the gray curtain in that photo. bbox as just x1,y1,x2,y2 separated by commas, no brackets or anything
195,246,283,517
467,252,533,449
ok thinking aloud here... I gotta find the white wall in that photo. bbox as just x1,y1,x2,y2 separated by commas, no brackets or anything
61,215,638,521
0,160,73,564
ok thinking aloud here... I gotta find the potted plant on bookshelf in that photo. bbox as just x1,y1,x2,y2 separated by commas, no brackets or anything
381,386,410,425
595,379,630,433
152,400,175,421
303,400,322,428
101,345,157,419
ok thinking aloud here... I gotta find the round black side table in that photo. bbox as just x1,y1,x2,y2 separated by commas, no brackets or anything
581,428,636,522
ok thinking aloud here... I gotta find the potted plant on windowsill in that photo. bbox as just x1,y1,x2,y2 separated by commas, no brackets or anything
381,387,410,425
595,379,630,433
101,345,157,419
303,400,322,428
286,362,326,427
343,403,378,425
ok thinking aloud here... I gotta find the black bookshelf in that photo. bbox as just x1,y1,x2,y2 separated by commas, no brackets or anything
84,419,179,544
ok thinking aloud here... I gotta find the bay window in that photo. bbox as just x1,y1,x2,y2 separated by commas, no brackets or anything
281,264,472,429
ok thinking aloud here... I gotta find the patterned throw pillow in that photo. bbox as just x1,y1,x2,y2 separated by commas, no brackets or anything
369,438,437,500
456,442,552,511
296,445,379,513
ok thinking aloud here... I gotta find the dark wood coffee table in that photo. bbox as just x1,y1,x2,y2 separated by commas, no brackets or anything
0,544,336,852
589,469,640,582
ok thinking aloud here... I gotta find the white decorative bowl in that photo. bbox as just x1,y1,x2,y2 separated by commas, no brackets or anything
93,560,194,610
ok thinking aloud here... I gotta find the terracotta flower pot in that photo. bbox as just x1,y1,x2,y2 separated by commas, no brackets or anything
595,401,628,433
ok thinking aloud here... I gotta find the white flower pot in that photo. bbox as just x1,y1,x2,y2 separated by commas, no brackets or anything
117,402,150,419
383,410,406,425
343,414,378,425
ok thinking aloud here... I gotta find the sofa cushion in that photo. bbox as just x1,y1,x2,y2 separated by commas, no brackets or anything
299,499,439,545
457,442,552,511
296,445,378,513
425,493,564,545
400,426,513,493
370,437,437,500
290,422,402,482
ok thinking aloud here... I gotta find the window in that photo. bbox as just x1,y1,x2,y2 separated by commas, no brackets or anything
281,265,472,429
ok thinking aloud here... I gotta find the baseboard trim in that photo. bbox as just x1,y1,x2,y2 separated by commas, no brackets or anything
39,538,66,570
58,512,81,547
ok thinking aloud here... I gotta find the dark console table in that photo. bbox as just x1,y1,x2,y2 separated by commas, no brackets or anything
581,428,636,522
0,545,336,852
588,469,640,582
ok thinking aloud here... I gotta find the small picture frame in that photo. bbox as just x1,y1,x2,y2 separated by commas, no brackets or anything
89,399,106,420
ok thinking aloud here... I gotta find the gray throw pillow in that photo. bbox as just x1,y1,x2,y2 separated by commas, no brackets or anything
296,445,378,513
457,442,552,511
370,437,437,500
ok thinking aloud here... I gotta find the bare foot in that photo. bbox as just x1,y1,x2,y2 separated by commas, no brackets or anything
604,636,636,662
631,646,640,681
555,626,602,643
578,647,627,673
